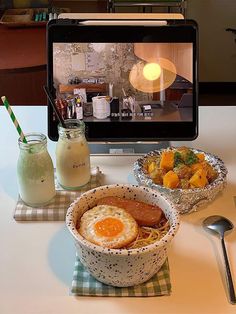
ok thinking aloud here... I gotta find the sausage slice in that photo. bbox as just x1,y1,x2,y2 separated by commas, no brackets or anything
97,196,165,226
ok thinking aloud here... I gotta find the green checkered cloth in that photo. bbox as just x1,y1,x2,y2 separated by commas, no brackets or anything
71,256,171,297
14,167,102,221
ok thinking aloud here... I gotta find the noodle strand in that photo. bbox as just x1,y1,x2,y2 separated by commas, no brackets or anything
126,222,170,249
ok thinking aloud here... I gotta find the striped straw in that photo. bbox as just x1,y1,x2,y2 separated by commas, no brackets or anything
1,96,27,144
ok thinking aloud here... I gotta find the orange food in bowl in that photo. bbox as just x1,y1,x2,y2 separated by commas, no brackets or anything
146,147,218,189
189,168,208,188
163,170,180,189
160,151,174,170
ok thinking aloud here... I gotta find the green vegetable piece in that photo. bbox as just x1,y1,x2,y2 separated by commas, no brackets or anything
185,150,199,165
174,151,183,167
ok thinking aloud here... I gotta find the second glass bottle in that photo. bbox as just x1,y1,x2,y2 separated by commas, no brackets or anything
56,119,91,190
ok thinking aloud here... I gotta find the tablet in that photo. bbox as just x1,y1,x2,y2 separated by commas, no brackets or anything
47,19,198,142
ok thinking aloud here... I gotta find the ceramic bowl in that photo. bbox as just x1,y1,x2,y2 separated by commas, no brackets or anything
133,148,227,214
66,184,180,287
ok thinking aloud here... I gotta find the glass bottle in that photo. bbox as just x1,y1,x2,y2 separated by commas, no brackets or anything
56,119,91,190
75,97,83,120
17,133,56,207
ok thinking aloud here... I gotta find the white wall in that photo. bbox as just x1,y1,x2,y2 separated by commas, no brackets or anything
111,0,236,82
187,0,236,82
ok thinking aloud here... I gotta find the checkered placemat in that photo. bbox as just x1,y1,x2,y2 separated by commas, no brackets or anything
71,257,171,297
14,167,102,221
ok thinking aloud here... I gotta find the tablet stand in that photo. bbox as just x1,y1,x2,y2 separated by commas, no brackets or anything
89,141,169,154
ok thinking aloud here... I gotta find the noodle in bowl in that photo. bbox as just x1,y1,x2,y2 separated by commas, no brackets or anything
66,184,180,287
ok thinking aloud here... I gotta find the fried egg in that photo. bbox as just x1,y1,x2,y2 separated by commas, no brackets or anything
79,205,138,249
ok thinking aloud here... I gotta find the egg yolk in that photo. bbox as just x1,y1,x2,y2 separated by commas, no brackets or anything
94,217,124,237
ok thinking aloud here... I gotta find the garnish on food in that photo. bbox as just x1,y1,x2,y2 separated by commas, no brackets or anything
145,147,218,189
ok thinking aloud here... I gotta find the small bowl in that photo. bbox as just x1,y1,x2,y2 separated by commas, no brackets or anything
133,148,227,214
66,184,179,287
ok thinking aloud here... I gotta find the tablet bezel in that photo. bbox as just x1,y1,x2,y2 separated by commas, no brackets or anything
47,19,198,142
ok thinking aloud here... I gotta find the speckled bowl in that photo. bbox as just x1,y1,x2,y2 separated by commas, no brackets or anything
66,184,179,287
133,148,227,215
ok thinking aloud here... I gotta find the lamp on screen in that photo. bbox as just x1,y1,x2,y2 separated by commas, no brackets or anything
129,42,192,93
129,58,177,93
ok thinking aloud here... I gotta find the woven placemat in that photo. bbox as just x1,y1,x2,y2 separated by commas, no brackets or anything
14,167,102,221
71,257,171,297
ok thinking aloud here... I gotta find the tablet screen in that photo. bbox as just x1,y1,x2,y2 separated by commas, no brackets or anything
47,20,198,141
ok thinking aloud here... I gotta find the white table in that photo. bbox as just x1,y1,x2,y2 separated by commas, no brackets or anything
0,106,236,314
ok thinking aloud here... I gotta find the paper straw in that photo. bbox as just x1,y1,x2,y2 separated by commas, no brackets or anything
1,96,27,144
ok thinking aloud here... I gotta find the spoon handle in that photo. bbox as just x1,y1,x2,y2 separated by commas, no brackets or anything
221,238,236,304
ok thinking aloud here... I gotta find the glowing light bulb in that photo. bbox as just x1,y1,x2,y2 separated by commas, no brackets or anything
143,63,161,81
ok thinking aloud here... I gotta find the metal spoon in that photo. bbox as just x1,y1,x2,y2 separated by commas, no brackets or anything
203,215,236,304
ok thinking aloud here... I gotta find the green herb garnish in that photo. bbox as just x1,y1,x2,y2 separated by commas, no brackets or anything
174,151,184,167
185,150,199,165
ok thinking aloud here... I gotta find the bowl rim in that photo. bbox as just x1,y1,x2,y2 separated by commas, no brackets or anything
66,184,180,256
133,147,227,194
